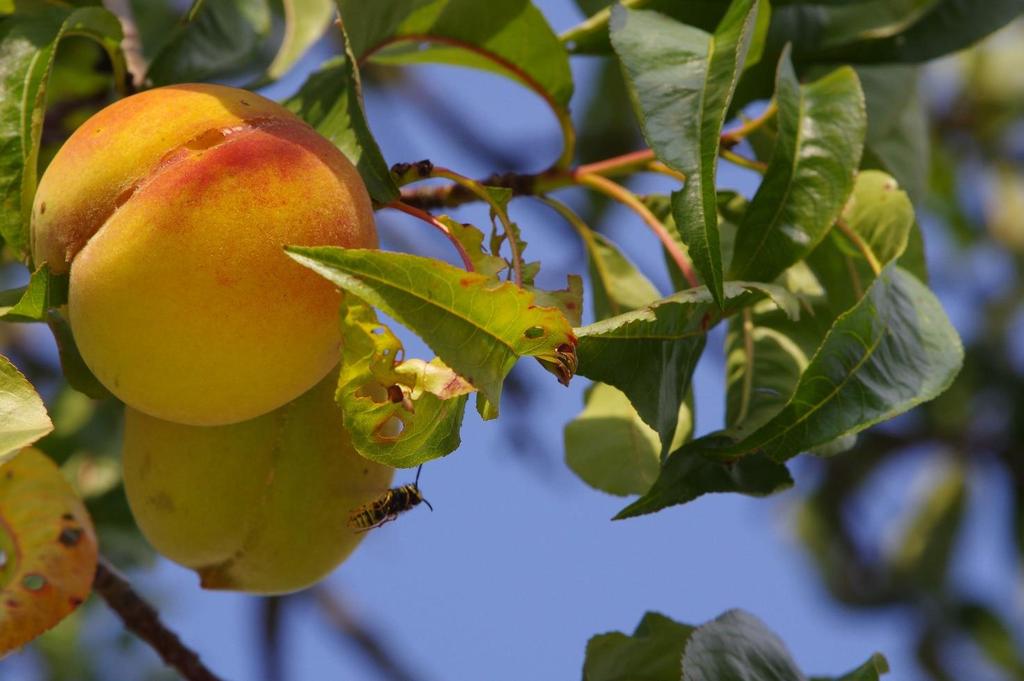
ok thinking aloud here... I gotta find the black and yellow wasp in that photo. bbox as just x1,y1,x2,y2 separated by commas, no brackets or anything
348,465,433,532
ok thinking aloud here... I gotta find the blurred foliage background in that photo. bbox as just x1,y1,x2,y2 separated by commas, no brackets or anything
2,1,1024,679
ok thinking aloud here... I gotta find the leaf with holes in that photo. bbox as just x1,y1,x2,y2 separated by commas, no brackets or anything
619,266,962,518
610,0,760,306
337,296,471,468
285,20,398,203
0,447,98,654
287,247,577,419
0,5,124,259
0,355,53,465
729,49,866,283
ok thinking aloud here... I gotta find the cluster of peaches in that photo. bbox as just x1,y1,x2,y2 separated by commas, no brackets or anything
31,84,393,593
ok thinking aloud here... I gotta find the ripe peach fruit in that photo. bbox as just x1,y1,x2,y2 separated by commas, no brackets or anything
31,84,376,426
122,374,394,594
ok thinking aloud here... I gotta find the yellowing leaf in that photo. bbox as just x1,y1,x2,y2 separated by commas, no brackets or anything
0,448,97,654
337,296,472,468
288,247,577,419
0,355,53,464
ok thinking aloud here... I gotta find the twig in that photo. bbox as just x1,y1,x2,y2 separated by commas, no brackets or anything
312,587,423,681
93,557,223,681
385,201,476,272
720,148,768,173
835,217,883,276
428,166,524,285
397,110,769,211
576,173,700,288
259,596,286,681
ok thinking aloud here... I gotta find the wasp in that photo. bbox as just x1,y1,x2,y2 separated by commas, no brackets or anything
348,465,433,532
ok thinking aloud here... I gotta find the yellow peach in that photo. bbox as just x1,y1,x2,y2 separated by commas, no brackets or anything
31,84,376,426
122,374,394,594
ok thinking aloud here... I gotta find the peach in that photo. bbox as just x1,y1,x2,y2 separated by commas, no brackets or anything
121,374,394,594
31,84,376,426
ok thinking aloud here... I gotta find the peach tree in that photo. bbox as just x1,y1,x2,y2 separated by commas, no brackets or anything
0,0,1019,679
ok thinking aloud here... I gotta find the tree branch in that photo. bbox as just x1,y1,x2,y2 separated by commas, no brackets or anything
312,586,424,681
93,557,224,681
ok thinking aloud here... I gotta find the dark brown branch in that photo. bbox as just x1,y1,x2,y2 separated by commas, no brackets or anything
312,586,424,681
93,557,224,681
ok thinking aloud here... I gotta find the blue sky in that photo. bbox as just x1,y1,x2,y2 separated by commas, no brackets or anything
2,2,1018,680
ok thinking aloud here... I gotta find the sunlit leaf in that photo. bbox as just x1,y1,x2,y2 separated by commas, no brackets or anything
0,265,66,322
0,448,98,654
837,170,914,269
0,5,124,259
336,296,470,468
287,247,577,419
284,20,398,203
0,355,53,465
729,50,866,283
610,0,760,306
565,383,692,497
264,0,334,82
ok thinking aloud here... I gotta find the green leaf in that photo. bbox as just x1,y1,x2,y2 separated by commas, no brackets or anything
263,0,334,82
587,232,660,319
729,51,866,283
0,5,124,259
0,354,53,464
336,296,470,468
341,0,573,109
621,266,962,518
45,313,111,400
538,197,659,320
576,281,793,455
145,0,271,85
0,265,65,322
838,170,914,269
610,0,760,306
804,0,1024,63
682,610,804,681
565,383,692,497
286,247,577,419
856,64,929,205
889,462,966,591
810,654,891,681
726,305,811,435
953,603,1024,678
565,0,771,66
583,611,694,681
284,15,399,204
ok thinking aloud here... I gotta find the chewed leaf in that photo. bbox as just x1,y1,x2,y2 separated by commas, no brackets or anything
288,247,577,418
0,448,98,654
0,355,53,464
529,275,584,327
337,296,470,468
441,217,507,278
